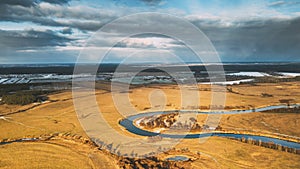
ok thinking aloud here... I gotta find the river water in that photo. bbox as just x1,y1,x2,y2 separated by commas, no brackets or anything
120,104,300,149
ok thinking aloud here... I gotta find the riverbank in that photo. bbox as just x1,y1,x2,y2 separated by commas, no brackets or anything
119,107,300,154
129,105,300,143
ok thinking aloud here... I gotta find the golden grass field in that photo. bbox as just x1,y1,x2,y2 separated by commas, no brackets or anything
0,140,117,169
0,81,300,168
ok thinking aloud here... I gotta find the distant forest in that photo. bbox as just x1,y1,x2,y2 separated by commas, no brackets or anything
0,63,300,74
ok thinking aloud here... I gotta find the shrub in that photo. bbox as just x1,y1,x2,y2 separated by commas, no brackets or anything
2,93,36,105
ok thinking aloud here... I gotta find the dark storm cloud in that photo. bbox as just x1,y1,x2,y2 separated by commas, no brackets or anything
0,0,36,7
77,12,300,61
190,17,300,61
0,0,116,31
0,29,72,48
0,0,70,7
41,0,71,5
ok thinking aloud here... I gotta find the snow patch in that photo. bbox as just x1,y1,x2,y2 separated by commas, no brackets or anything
277,72,300,77
227,72,270,77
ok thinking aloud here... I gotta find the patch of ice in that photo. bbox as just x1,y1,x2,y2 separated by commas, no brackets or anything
227,72,270,77
277,72,300,77
200,79,254,85
0,79,8,84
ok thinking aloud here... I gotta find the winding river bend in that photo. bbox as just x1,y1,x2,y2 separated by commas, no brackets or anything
119,104,300,149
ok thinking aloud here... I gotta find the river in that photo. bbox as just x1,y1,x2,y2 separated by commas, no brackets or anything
119,104,300,149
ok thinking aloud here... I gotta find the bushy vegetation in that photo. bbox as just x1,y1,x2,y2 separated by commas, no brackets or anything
1,91,49,105
255,76,300,83
262,107,300,114
0,84,30,97
2,93,36,105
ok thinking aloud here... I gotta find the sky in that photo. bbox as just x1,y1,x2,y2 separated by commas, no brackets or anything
0,0,300,63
